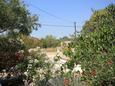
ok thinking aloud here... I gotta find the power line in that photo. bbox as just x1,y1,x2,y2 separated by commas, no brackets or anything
41,24,74,27
41,23,82,28
25,1,73,23
25,1,82,35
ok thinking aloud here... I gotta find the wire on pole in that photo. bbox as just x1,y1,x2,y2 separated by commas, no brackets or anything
25,1,73,23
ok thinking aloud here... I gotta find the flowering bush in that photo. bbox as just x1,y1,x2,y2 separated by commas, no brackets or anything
0,36,25,70
71,4,115,85
16,48,52,85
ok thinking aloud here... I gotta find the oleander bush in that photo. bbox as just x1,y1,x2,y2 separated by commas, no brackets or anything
66,4,115,86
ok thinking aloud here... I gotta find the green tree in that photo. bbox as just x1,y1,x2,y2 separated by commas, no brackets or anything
60,36,71,41
40,35,60,48
0,0,38,35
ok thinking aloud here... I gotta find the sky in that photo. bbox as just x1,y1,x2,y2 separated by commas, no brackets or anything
24,0,115,38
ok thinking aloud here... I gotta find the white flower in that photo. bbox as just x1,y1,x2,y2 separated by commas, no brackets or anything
34,59,39,63
63,68,70,73
24,72,28,76
59,59,66,64
28,64,32,68
29,60,33,63
72,64,83,73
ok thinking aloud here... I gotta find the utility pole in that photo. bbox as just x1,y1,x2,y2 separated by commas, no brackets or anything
74,22,77,38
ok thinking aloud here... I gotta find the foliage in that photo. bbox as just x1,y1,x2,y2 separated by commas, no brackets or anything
0,36,25,70
40,35,60,48
16,48,52,86
62,4,115,86
21,35,41,50
60,36,71,41
71,4,115,85
0,0,38,35
82,4,115,34
0,0,38,70
21,35,60,49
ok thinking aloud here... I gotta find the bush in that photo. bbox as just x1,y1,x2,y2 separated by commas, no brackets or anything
63,4,115,86
0,36,25,70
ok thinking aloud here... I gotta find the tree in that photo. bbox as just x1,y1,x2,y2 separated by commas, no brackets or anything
0,0,38,35
40,35,60,48
60,36,71,41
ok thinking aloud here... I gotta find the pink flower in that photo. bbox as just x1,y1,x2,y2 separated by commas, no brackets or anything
91,69,96,76
63,78,69,86
107,59,113,65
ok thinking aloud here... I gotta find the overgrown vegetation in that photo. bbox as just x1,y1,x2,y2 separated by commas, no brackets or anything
66,4,115,85
0,0,38,70
0,0,115,86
